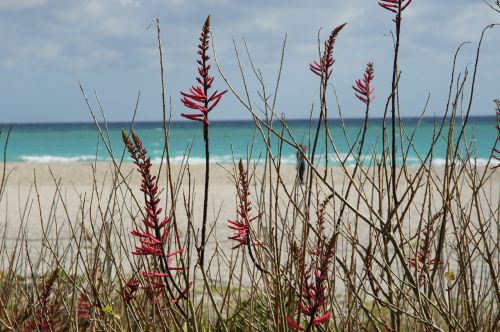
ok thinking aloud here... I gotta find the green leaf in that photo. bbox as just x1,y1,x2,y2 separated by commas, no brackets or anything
101,305,121,320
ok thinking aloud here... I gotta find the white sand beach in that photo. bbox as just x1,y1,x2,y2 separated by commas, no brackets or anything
1,162,498,289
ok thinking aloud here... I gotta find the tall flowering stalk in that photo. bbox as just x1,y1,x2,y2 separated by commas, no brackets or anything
181,15,227,267
122,129,188,314
353,62,375,105
287,198,337,331
309,23,347,82
309,23,347,176
352,62,375,162
378,0,414,205
228,160,267,273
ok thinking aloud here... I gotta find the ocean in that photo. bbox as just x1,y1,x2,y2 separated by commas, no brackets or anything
1,117,498,167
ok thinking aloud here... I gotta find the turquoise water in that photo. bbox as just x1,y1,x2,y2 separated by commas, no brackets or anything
0,117,498,166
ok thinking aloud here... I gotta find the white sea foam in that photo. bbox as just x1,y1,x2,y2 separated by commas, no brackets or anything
431,158,500,167
152,154,239,165
18,154,500,168
20,155,100,163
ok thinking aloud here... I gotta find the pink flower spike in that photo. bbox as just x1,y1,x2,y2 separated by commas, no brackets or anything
309,23,346,82
122,128,190,307
227,160,261,250
180,15,227,125
352,62,375,105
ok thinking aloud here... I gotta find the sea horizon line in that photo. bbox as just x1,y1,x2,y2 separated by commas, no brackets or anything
1,114,496,127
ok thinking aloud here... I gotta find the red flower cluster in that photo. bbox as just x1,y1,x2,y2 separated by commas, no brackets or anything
378,0,413,14
122,129,184,298
286,196,337,331
228,160,259,249
180,15,227,124
353,62,375,104
408,227,438,286
77,294,91,320
287,237,336,331
309,23,347,81
288,197,337,331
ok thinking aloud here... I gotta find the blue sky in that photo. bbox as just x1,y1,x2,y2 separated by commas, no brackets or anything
0,0,498,123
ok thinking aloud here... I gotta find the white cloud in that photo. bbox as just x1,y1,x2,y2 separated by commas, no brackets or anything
0,0,498,122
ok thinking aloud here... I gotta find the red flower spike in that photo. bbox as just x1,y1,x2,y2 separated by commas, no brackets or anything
181,15,227,125
353,62,375,105
227,160,268,274
228,160,260,249
309,23,347,82
122,129,188,303
288,199,337,331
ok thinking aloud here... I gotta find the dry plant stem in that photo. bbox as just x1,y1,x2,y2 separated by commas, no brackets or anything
180,17,227,268
201,121,210,268
335,74,372,225
79,83,146,222
154,20,196,326
482,0,500,12
308,23,347,201
433,23,499,282
390,4,402,207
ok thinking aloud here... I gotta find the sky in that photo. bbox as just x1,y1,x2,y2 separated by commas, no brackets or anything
0,0,499,123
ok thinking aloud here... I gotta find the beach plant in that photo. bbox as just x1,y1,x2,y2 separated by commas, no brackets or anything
228,160,267,273
180,15,227,268
1,2,499,332
408,213,440,287
334,62,375,225
351,62,375,162
287,198,337,331
122,129,189,318
352,62,375,106
309,23,346,176
378,0,414,205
